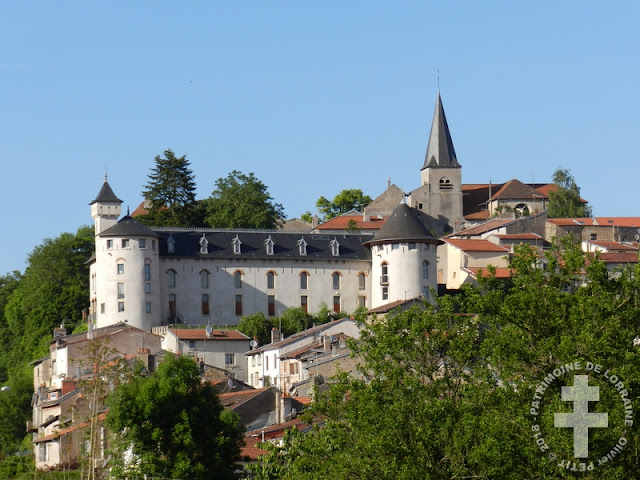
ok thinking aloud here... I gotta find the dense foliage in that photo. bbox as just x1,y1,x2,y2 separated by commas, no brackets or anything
204,170,285,229
316,189,372,220
106,354,245,480
140,149,202,227
547,168,592,218
253,238,640,479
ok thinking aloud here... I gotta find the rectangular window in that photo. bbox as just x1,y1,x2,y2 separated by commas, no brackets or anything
267,272,275,289
225,353,236,366
100,303,105,314
408,243,416,250
301,295,308,313
235,295,243,316
332,274,340,290
265,356,269,370
189,340,196,349
251,356,256,367
234,272,242,288
122,239,130,248
145,283,151,294
359,296,367,308
201,271,209,288
144,264,151,281
152,240,156,250
202,294,210,315
117,282,125,299
106,239,113,249
392,243,399,250
139,239,146,249
117,264,124,275
268,295,275,316
359,274,366,290
146,302,151,313
300,273,308,290
333,295,340,313
118,302,125,312
382,286,388,301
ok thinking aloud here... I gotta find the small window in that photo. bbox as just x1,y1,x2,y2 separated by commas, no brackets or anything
333,295,340,313
106,239,113,249
145,302,152,313
332,272,341,290
189,340,196,349
408,243,416,250
200,270,209,289
298,238,307,256
117,283,125,299
167,236,175,254
590,233,597,241
300,272,308,290
145,283,151,294
144,264,151,281
117,263,125,275
168,270,176,288
358,273,366,290
422,287,429,298
225,353,236,366
118,302,125,312
267,271,275,289
268,295,275,316
359,296,366,308
100,303,105,314
422,260,430,280
202,294,210,315
122,239,130,248
439,177,453,190
199,234,208,254
301,295,308,312
235,295,243,315
234,271,242,288
265,356,269,370
392,243,399,250
152,240,156,250
139,239,146,249
381,262,389,285
382,286,389,301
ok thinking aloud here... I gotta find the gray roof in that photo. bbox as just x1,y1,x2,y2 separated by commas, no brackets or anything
364,203,440,246
100,216,162,238
89,178,123,205
422,93,460,170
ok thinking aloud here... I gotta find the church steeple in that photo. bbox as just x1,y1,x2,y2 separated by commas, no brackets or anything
422,93,460,170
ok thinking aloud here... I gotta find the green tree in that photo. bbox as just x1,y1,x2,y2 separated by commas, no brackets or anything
204,170,285,228
316,189,372,221
237,312,273,346
300,211,314,224
106,354,244,480
279,307,312,337
547,168,592,218
258,238,640,479
140,149,202,227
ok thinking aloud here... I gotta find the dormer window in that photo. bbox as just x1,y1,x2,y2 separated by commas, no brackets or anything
330,238,340,256
264,236,274,255
232,235,242,255
199,234,208,254
297,238,307,256
167,236,175,254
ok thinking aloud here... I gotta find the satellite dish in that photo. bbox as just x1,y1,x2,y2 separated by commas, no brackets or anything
227,378,233,387
250,339,258,349
635,234,640,241
205,325,213,337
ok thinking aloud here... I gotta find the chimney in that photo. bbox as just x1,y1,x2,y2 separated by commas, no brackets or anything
363,209,370,222
271,328,281,344
312,214,318,229
137,347,151,369
61,379,76,395
323,335,331,351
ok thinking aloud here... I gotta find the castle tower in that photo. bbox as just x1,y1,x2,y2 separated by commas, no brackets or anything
409,94,464,232
364,203,441,308
89,175,123,235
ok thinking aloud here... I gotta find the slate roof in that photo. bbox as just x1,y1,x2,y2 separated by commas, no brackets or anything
89,178,122,205
364,203,439,246
422,94,460,169
159,229,374,261
100,215,162,238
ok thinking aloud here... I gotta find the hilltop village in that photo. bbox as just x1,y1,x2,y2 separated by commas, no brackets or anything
30,95,640,472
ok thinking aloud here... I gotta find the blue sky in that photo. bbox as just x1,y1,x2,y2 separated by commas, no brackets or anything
1,2,639,275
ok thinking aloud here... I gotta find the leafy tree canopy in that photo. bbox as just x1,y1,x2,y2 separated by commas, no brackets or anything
257,238,640,479
316,189,372,221
547,168,592,218
204,170,285,229
140,149,202,227
106,354,244,480
237,312,273,346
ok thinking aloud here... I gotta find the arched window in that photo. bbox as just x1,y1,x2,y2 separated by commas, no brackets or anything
167,269,176,288
300,272,309,290
332,272,341,290
234,271,243,289
200,270,209,289
381,262,389,285
515,203,530,216
439,177,453,191
358,273,366,290
422,260,430,280
267,271,276,289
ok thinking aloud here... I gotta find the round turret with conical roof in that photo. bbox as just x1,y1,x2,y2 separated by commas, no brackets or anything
364,203,441,308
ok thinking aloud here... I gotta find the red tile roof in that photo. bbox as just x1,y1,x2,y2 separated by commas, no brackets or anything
219,388,270,409
171,329,250,341
546,218,595,226
464,210,491,221
588,241,638,251
494,233,543,240
444,239,510,253
316,215,387,231
465,267,512,279
597,252,639,264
